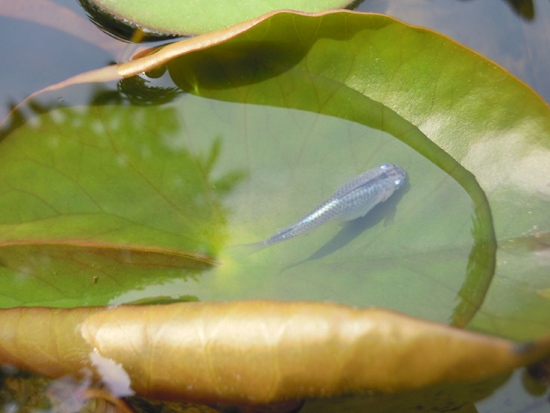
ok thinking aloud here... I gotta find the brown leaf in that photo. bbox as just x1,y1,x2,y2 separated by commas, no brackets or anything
0,301,549,405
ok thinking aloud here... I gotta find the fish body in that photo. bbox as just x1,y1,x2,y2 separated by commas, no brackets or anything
231,164,406,257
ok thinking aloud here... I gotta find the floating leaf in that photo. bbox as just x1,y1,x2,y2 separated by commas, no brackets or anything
2,10,549,336
86,0,355,35
0,301,548,405
159,10,549,338
0,93,490,324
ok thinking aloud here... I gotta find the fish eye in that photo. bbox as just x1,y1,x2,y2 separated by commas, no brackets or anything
380,164,390,169
394,178,403,188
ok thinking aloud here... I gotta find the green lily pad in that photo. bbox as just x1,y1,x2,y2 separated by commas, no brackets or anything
1,11,549,340
87,0,355,35
132,96,488,325
0,96,479,320
161,11,550,339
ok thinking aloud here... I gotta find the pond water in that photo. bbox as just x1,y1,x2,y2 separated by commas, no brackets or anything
0,1,548,412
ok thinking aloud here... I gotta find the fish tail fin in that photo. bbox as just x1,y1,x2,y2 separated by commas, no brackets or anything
226,241,268,261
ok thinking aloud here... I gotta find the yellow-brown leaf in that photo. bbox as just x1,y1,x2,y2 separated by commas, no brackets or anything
1,301,548,405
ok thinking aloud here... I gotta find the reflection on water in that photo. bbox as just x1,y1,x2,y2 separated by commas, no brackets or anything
1,360,548,412
116,71,182,106
0,368,224,412
301,366,550,412
501,0,535,20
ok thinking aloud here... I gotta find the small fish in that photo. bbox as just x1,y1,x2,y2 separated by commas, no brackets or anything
230,164,407,258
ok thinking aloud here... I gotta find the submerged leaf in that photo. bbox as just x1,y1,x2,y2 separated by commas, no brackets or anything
0,103,236,306
0,301,548,405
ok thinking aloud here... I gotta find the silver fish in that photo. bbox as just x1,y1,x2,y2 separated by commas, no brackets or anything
230,164,407,257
